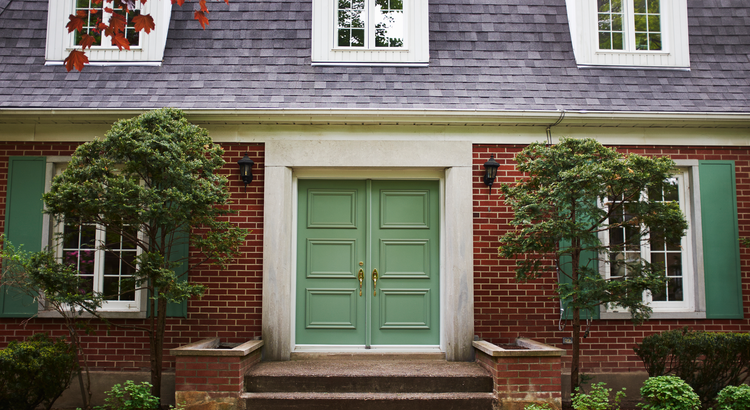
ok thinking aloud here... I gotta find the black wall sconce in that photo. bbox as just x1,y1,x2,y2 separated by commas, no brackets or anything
483,155,500,196
237,153,254,192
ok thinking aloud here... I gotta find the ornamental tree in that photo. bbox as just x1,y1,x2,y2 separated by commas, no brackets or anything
65,0,228,71
42,108,247,402
498,138,687,394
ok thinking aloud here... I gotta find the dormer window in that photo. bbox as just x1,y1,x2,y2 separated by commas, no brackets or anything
312,0,429,66
566,0,690,69
45,0,172,66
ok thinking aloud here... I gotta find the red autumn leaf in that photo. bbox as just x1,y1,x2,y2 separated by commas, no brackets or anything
133,14,155,33
108,12,127,34
64,49,89,72
199,0,208,12
194,10,209,29
112,34,131,50
140,0,148,5
171,0,186,6
79,33,96,49
66,14,85,33
121,0,136,12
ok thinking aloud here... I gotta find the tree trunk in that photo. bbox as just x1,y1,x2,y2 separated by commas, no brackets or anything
150,296,168,401
571,307,581,396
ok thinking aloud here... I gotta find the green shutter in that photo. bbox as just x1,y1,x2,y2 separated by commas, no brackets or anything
165,228,189,318
559,239,600,320
699,161,743,319
1,157,46,317
148,228,190,318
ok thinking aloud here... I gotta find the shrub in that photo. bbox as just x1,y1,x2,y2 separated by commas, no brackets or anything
0,333,78,410
633,328,750,407
570,382,626,410
524,404,553,410
94,380,160,410
716,384,750,410
638,376,699,410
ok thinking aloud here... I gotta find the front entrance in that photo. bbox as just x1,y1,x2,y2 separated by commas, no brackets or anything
295,179,440,347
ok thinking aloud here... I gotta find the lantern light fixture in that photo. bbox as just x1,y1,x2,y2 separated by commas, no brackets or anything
237,153,254,192
483,154,500,195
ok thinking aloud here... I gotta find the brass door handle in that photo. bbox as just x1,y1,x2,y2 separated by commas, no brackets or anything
372,268,378,296
358,269,364,296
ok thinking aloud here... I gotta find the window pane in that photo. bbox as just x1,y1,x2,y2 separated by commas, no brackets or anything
374,3,404,48
649,34,662,50
634,0,646,13
598,0,610,12
337,0,366,47
648,0,660,14
612,32,623,50
635,33,648,50
74,0,103,46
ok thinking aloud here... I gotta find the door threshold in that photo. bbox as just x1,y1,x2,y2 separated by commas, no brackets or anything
291,345,444,361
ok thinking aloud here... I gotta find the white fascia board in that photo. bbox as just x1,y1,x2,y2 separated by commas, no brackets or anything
2,108,750,128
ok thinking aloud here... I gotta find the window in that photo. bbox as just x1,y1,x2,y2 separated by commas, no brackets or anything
50,163,143,312
45,0,173,66
58,221,142,312
602,169,695,314
565,0,690,68
73,0,141,48
337,0,404,48
312,0,429,65
597,0,662,52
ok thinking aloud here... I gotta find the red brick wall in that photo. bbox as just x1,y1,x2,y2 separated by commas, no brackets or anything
0,141,265,372
473,144,750,373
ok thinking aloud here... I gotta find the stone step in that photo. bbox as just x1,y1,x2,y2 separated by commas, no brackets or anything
240,392,496,410
245,359,493,393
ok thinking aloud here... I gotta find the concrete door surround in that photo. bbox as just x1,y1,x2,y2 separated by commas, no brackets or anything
262,140,474,361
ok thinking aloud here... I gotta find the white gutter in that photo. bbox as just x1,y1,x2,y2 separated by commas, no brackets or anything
1,108,750,128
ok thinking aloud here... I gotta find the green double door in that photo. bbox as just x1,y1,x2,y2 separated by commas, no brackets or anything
296,179,440,347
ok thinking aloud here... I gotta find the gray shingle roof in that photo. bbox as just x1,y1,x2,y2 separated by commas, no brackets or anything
0,0,748,112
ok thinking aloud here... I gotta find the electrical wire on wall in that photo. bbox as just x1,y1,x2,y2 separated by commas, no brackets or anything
546,110,566,146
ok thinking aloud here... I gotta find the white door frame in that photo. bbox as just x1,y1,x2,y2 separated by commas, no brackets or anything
262,140,474,361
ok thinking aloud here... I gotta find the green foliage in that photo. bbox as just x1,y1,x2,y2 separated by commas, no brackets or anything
0,333,78,410
638,376,699,410
499,138,686,322
571,382,626,410
716,384,750,410
94,381,159,410
633,328,750,407
44,108,247,305
524,404,554,410
39,108,248,400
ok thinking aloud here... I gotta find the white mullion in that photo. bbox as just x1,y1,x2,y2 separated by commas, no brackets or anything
366,0,374,48
94,224,106,295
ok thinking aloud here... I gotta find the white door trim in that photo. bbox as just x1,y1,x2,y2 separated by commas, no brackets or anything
262,140,474,361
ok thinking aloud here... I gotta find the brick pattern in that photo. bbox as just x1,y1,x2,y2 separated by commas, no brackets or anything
0,142,265,372
174,351,261,394
473,144,750,373
476,351,562,401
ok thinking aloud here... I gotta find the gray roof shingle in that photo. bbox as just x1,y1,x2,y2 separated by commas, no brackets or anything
0,0,748,112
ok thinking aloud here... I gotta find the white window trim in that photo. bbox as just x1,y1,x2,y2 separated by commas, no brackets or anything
311,0,429,66
45,0,172,65
565,0,690,69
37,157,147,319
600,160,706,320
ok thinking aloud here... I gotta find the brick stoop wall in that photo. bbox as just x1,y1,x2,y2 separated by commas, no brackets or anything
172,338,263,410
474,338,564,410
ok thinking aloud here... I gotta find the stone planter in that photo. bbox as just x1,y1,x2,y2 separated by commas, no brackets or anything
171,338,263,410
474,338,564,410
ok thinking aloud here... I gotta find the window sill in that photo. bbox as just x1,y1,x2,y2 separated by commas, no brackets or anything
600,311,706,320
37,309,147,319
311,61,429,67
45,61,163,67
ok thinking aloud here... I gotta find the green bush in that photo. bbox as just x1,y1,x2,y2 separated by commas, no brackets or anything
94,380,160,410
716,384,750,410
571,382,626,410
633,328,750,407
0,333,78,410
524,404,553,410
638,376,699,410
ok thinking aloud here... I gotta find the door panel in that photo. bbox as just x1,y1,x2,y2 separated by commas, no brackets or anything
296,179,439,347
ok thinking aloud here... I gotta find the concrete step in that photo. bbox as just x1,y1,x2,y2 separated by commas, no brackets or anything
245,359,493,393
240,392,496,410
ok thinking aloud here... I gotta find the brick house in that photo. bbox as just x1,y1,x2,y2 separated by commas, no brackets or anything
0,0,748,406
